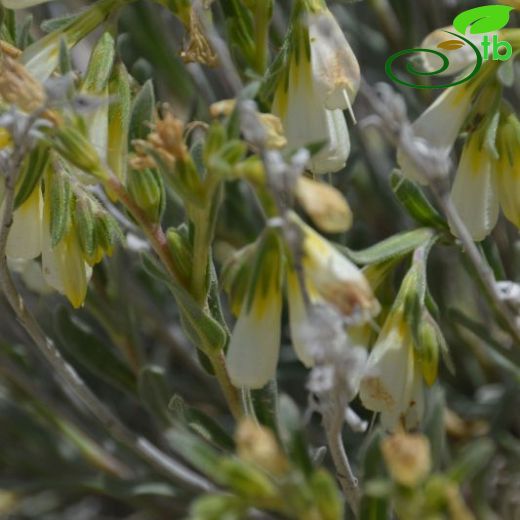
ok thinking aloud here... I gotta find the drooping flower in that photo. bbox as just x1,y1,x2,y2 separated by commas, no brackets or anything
225,233,284,389
397,83,476,184
495,111,520,229
359,310,426,432
224,212,378,388
286,212,379,366
359,262,442,432
271,1,360,175
450,127,499,241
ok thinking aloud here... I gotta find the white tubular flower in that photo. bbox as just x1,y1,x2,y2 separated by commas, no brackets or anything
308,10,360,111
450,131,499,241
6,187,42,261
496,112,520,229
397,84,474,184
272,55,349,175
287,213,379,365
359,313,424,432
420,26,496,77
226,236,284,389
272,2,359,175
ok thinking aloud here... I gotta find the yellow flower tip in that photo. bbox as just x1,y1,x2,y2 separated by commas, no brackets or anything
236,418,288,476
381,432,431,487
295,176,352,233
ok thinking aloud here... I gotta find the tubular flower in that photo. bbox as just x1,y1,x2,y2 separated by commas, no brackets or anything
359,310,425,432
225,233,284,389
224,213,378,388
287,212,379,366
450,128,499,241
272,1,359,175
495,112,520,229
397,83,475,184
359,262,442,432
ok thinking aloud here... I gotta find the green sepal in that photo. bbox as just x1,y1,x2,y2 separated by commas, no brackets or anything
108,61,131,184
81,32,115,94
47,164,73,247
94,211,122,255
14,143,49,210
129,79,155,144
74,195,97,260
391,170,448,230
127,168,165,222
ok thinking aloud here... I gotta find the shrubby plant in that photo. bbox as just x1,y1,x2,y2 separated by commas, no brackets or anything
0,0,519,519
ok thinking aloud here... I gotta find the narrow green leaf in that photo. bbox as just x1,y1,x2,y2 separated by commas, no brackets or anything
129,79,155,144
341,228,435,265
391,170,448,230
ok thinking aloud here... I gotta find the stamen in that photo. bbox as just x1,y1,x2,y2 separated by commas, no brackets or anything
342,89,357,124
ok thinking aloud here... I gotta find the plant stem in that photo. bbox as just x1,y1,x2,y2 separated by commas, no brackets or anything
109,175,243,419
0,123,213,493
360,80,520,348
323,407,360,518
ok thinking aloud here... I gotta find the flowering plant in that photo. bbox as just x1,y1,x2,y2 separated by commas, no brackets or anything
0,1,519,519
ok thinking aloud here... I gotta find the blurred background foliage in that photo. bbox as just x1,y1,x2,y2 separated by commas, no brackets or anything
0,0,520,519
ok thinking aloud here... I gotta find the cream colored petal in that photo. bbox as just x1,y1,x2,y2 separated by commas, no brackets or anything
273,58,349,175
301,222,377,317
402,368,425,431
359,325,416,433
309,11,360,110
6,187,42,260
287,275,315,368
309,109,349,175
226,295,282,389
496,125,520,228
450,138,499,241
397,85,473,184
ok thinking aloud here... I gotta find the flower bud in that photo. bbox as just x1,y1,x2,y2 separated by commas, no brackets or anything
236,418,288,476
381,432,431,487
295,176,352,233
127,168,165,222
53,125,108,180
